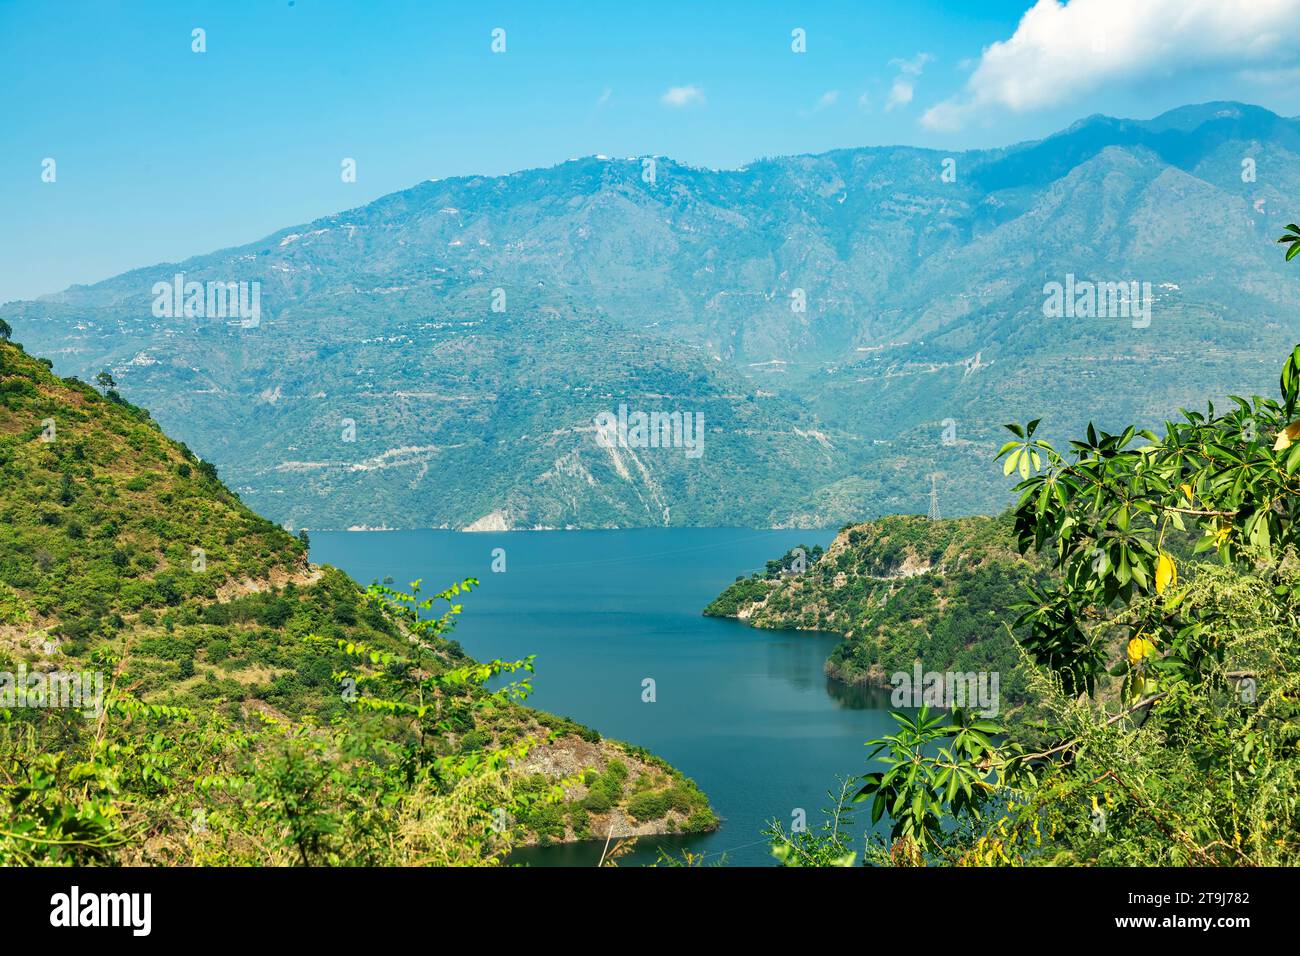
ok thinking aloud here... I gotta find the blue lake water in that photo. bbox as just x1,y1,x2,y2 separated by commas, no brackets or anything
310,528,897,866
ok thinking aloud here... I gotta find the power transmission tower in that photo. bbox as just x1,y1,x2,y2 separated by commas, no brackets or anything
927,473,941,521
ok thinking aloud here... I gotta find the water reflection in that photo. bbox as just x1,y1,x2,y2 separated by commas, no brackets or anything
824,678,894,710
508,831,718,869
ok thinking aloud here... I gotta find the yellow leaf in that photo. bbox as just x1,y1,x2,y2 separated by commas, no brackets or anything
1127,635,1156,665
1179,483,1193,500
1155,552,1176,594
1273,420,1300,451
1003,450,1018,476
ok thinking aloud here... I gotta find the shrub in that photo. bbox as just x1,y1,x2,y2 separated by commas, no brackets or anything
626,790,670,822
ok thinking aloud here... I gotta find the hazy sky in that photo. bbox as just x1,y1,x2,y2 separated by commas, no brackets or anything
5,0,1300,301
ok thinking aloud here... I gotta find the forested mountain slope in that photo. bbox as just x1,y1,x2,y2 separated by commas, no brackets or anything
5,102,1298,528
705,514,1048,705
0,338,713,862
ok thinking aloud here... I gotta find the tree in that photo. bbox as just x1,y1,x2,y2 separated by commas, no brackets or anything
855,706,1010,863
765,777,859,867
94,370,116,392
995,233,1300,700
820,223,1300,867
313,578,535,777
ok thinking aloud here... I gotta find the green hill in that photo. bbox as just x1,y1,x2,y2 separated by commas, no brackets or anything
0,338,713,864
705,514,1048,706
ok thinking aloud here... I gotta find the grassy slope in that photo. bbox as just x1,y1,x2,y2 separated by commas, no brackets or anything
705,514,1049,705
0,339,713,850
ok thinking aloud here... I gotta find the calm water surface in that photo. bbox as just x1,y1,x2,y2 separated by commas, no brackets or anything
310,528,897,866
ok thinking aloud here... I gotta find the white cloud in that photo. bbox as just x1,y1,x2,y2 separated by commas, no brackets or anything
885,53,932,111
891,53,933,77
886,79,915,111
661,84,705,108
922,0,1300,131
813,89,840,112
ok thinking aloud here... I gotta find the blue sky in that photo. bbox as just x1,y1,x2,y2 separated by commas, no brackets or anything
5,0,1300,301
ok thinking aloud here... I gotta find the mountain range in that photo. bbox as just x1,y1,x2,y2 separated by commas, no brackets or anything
4,101,1299,529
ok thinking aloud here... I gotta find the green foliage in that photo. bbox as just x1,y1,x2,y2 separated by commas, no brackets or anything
0,345,716,864
781,230,1300,866
702,576,774,618
997,340,1300,699
1278,222,1300,262
580,763,625,813
625,789,669,822
763,544,823,579
855,706,1014,861
765,779,859,867
834,337,1300,865
708,514,1046,708
0,582,29,625
311,577,535,782
0,581,541,866
0,341,305,641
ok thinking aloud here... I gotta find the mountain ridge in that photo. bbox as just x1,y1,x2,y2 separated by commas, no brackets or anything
5,101,1298,530
17,100,1291,308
